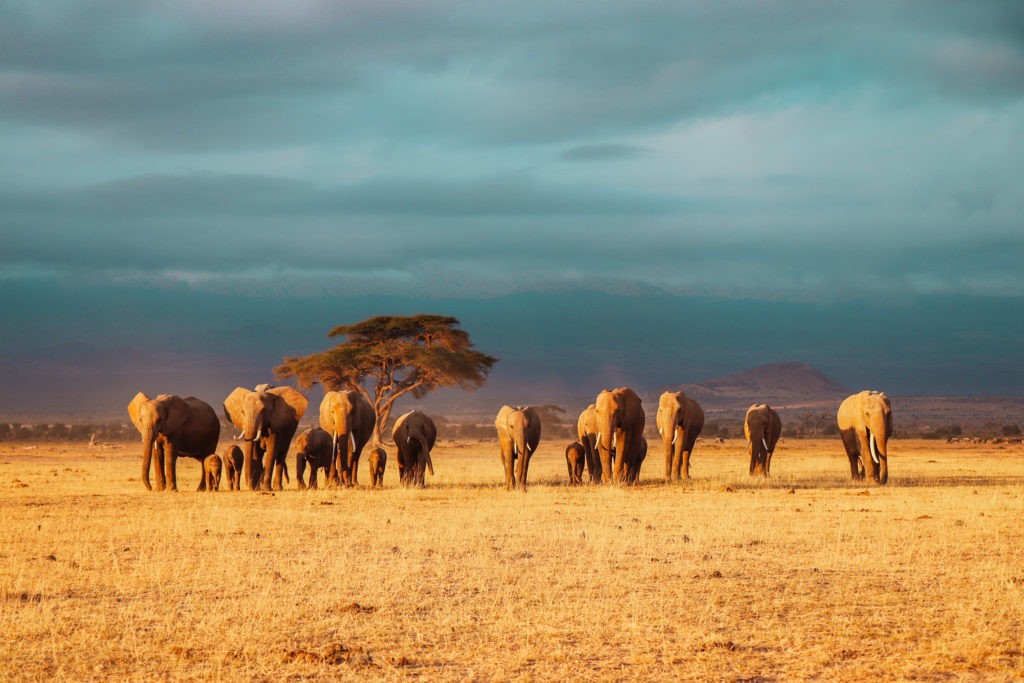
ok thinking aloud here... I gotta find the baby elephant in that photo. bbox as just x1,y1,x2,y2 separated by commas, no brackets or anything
565,442,586,485
202,454,222,492
221,444,244,491
368,446,387,488
294,427,333,490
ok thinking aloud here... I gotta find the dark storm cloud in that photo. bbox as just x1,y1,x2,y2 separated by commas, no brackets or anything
2,1,1023,407
3,2,1023,149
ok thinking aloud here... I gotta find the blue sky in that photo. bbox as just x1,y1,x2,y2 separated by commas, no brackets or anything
1,1,1023,413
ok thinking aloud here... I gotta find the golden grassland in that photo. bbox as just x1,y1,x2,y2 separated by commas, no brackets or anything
1,438,1022,681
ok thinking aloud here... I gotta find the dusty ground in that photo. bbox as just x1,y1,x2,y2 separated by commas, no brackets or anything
0,437,1022,681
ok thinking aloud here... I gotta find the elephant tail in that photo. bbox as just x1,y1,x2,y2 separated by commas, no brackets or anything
415,434,434,476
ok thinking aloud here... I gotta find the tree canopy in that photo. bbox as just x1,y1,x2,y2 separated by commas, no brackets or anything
275,315,498,442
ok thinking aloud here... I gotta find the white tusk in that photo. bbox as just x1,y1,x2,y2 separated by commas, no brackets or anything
869,433,880,464
513,443,518,456
255,426,263,442
672,429,677,445
612,432,617,449
658,426,663,436
407,436,413,443
350,433,355,453
762,438,768,451
235,430,244,440
596,431,602,449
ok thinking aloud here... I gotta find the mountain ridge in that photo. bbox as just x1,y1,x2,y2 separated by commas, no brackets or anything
647,361,850,408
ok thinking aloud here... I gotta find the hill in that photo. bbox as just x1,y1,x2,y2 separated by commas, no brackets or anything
649,361,849,410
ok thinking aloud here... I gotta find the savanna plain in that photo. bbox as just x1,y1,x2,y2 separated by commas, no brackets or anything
1,438,1022,681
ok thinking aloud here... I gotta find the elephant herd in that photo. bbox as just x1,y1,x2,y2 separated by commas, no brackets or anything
128,385,435,492
128,383,894,492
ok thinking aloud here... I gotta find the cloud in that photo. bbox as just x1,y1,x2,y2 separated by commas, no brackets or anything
559,143,650,162
1,3,1023,311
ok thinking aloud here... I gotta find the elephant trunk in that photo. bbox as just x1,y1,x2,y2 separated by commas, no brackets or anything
869,418,889,484
141,426,154,491
242,438,257,490
513,422,529,461
336,432,350,474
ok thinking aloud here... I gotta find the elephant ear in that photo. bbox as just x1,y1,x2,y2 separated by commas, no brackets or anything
223,387,251,430
127,392,149,435
161,395,190,435
268,386,308,421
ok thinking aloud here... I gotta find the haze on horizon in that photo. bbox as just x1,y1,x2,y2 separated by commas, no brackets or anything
1,2,1022,415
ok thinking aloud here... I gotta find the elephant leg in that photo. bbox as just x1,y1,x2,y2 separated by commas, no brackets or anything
664,442,673,481
164,450,179,491
351,455,360,486
839,430,861,480
260,443,275,490
515,452,527,491
680,449,692,481
856,433,876,482
308,465,318,490
598,446,612,484
153,440,167,491
296,456,307,490
502,449,514,491
584,442,599,484
766,451,774,476
197,471,207,492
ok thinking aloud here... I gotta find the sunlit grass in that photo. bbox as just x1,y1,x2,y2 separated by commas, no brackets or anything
1,438,1022,680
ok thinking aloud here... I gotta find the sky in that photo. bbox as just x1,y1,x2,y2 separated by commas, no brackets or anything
1,1,1023,415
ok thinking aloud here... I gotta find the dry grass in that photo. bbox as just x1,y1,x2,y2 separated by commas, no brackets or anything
1,438,1023,681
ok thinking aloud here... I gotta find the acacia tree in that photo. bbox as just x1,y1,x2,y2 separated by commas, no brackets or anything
275,315,498,443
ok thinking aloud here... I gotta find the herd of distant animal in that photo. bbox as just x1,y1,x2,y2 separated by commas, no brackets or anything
127,383,894,491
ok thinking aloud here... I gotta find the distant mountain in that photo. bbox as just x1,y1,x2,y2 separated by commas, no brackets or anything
649,361,849,409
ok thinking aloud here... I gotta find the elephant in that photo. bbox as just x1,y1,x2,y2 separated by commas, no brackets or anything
368,446,387,488
294,427,333,490
221,444,244,491
837,390,893,485
744,404,782,477
622,436,648,484
594,387,646,484
565,441,586,485
495,405,542,491
319,390,376,487
202,454,222,492
224,384,308,491
392,410,436,488
576,404,601,483
656,391,705,481
127,392,220,492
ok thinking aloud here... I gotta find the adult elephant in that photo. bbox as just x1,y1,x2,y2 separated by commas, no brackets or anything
495,405,542,491
576,404,601,483
594,387,646,484
392,410,437,488
837,390,893,485
127,392,220,492
319,390,376,487
224,384,308,491
745,404,782,477
656,391,705,482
